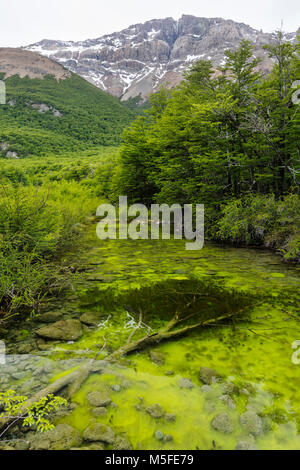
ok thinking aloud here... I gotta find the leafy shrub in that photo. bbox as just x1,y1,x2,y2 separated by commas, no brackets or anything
0,177,99,312
217,194,300,260
0,390,67,436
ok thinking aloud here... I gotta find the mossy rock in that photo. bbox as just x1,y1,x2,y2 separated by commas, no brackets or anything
36,319,83,341
28,424,82,450
211,413,233,434
80,312,105,326
83,423,115,444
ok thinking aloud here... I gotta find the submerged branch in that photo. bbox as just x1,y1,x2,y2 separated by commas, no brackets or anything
0,302,253,436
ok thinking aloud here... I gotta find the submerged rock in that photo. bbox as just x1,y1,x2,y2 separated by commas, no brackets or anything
39,311,63,323
111,384,122,392
154,430,164,441
36,320,82,341
222,382,240,396
219,394,236,409
164,370,175,376
199,367,222,385
92,407,108,417
201,385,213,393
113,436,132,450
28,424,82,450
211,413,233,434
165,413,176,422
83,443,105,450
80,312,104,326
178,378,195,389
146,404,165,419
87,391,112,407
149,350,166,365
17,343,34,354
240,411,263,436
83,423,115,444
235,438,258,450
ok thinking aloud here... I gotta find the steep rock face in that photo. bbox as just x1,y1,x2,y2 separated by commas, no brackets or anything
26,15,297,101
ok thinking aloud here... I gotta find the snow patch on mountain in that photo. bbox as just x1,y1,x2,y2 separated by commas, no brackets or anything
25,15,298,101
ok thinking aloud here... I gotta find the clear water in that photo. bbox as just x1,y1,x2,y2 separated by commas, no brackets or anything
4,228,300,450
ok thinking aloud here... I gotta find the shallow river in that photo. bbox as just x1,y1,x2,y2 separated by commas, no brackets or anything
2,227,300,450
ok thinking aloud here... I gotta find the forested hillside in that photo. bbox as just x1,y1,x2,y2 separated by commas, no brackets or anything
0,51,134,158
117,34,300,260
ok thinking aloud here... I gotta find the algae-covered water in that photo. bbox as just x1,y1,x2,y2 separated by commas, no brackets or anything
3,228,300,450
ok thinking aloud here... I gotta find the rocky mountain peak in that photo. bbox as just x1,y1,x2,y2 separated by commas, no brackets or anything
26,15,298,101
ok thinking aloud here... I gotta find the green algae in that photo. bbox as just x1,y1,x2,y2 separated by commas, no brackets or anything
10,226,300,450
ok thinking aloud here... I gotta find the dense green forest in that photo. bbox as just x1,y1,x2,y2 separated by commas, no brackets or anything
0,73,134,157
117,35,300,260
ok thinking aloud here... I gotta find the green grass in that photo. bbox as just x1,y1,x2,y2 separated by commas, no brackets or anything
0,73,134,157
0,149,114,315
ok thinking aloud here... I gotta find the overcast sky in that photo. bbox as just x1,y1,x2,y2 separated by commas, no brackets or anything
0,0,299,47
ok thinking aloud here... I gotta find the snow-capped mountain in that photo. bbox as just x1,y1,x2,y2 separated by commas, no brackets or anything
26,15,298,102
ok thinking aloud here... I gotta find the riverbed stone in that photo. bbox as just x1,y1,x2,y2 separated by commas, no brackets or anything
211,413,233,434
83,423,115,444
219,394,236,409
240,411,263,436
222,382,240,396
28,424,82,450
86,443,105,450
17,343,34,354
178,378,195,389
80,312,104,326
36,320,83,341
165,413,176,422
92,407,108,417
39,311,63,323
87,391,112,407
201,385,213,393
154,430,164,441
36,339,56,351
11,372,26,380
235,439,258,450
149,350,166,365
199,367,222,385
146,404,165,419
113,436,132,450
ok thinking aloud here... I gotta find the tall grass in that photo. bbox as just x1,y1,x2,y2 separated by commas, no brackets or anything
0,179,99,314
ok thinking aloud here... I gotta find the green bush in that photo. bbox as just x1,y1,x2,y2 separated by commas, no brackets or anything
0,178,99,313
217,194,300,260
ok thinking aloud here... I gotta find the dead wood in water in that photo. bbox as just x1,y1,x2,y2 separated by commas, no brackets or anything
0,306,247,435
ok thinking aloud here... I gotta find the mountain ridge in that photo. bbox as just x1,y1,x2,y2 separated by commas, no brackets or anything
26,15,298,101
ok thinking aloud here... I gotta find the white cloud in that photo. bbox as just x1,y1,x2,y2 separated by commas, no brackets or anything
0,0,299,47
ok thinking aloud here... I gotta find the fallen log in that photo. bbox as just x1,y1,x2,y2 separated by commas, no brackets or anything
0,306,248,436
